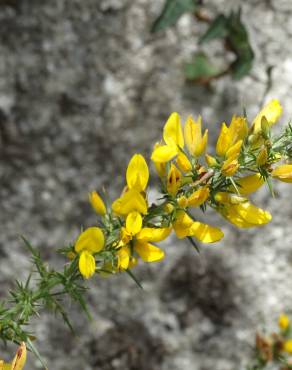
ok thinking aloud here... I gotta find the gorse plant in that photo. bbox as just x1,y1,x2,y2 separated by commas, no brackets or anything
1,99,292,367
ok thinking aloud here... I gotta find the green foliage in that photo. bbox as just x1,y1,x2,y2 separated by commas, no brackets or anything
151,0,198,33
200,9,254,79
184,52,221,82
0,238,89,367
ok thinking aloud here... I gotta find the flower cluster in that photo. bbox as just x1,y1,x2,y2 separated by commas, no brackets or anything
70,99,292,280
250,314,292,369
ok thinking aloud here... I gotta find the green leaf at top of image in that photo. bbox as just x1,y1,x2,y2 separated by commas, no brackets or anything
227,10,254,79
151,0,198,33
199,14,229,44
184,52,221,81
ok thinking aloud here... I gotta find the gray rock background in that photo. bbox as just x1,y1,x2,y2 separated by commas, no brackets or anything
0,0,292,369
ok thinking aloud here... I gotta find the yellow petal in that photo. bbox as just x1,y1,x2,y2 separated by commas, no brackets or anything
153,143,167,176
126,154,149,191
216,122,232,156
134,241,165,262
117,246,131,270
75,227,104,254
219,206,255,228
233,202,272,225
279,313,290,331
137,227,172,242
173,211,194,239
256,146,268,166
79,250,96,279
252,99,283,133
89,191,106,215
221,159,239,177
187,186,210,207
205,153,217,167
151,144,178,163
112,189,148,215
167,164,182,195
226,140,242,160
233,173,264,195
10,343,26,370
284,339,292,354
126,211,143,235
229,115,248,143
163,112,184,148
184,116,207,156
272,164,292,183
189,222,224,243
176,151,192,172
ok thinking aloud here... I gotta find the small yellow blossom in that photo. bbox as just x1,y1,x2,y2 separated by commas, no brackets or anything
89,191,106,215
283,339,292,354
151,112,183,163
167,164,182,195
173,211,223,242
112,189,148,215
252,99,283,134
256,146,268,166
126,153,149,192
126,211,143,235
279,313,290,331
221,158,240,177
184,116,208,157
205,154,217,167
75,227,104,254
176,151,192,172
215,192,272,228
231,173,264,195
152,143,167,177
79,250,96,279
187,186,210,207
271,164,292,183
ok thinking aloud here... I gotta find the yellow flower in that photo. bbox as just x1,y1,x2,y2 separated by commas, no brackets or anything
112,189,148,215
279,313,290,331
89,191,106,215
151,112,183,163
173,211,223,243
271,164,292,183
0,342,27,370
117,226,171,270
75,227,105,279
283,339,292,354
231,173,264,195
79,250,96,279
176,151,192,172
126,211,143,235
75,227,105,254
187,186,210,207
152,143,167,177
252,99,283,134
215,192,272,228
167,164,182,195
205,154,217,167
126,154,149,192
184,116,208,157
163,112,184,148
216,116,246,157
221,158,240,177
256,146,268,166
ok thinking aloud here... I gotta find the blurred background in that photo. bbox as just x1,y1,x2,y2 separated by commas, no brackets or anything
0,0,292,369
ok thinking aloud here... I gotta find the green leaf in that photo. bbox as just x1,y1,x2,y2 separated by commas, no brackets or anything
226,10,254,79
199,14,228,44
151,0,198,33
184,52,221,81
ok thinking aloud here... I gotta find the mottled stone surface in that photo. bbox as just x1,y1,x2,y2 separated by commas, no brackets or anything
0,0,292,369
